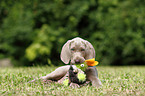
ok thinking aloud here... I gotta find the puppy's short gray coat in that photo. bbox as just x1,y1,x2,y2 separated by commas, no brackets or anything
41,37,102,88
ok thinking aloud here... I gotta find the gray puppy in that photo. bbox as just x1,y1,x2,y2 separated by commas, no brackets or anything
32,37,102,88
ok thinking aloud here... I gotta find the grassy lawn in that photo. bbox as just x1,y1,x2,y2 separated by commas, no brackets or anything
0,66,144,96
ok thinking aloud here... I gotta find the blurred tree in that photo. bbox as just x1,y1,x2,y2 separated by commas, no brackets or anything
0,0,144,66
90,0,145,65
0,1,34,66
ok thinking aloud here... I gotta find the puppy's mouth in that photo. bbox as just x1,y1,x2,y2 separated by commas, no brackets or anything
71,59,85,64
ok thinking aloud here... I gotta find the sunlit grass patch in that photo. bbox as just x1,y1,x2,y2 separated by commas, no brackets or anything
0,66,144,95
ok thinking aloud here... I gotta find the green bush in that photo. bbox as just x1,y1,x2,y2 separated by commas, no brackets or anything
0,0,144,66
91,0,145,65
0,1,34,66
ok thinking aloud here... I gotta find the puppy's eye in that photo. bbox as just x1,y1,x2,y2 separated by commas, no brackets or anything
81,49,85,51
71,49,75,51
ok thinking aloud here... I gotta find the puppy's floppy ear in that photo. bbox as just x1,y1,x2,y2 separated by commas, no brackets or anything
60,40,72,64
84,40,95,60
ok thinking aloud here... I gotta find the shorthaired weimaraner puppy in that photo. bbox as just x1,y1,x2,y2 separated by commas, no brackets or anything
38,37,102,88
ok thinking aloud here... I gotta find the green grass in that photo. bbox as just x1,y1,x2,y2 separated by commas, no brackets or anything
0,66,144,96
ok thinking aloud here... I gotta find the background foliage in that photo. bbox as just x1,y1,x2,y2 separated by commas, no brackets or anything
0,0,145,66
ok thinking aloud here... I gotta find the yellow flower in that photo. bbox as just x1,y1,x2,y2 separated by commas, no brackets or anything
85,58,99,66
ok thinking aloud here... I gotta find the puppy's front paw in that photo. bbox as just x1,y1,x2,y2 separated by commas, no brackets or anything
92,79,102,88
80,81,90,86
69,83,80,88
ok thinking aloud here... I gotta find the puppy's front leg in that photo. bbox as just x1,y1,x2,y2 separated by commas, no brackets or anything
57,71,69,84
41,65,70,81
85,67,102,88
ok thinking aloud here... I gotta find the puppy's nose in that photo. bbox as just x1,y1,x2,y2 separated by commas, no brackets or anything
75,60,80,64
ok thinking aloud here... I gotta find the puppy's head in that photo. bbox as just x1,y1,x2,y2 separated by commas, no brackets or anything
60,37,95,64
